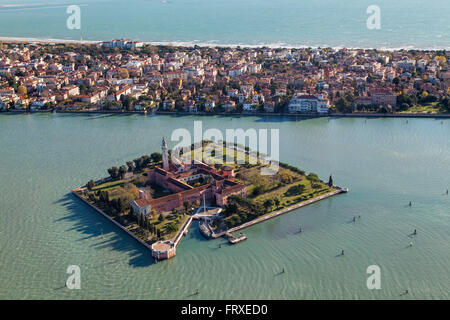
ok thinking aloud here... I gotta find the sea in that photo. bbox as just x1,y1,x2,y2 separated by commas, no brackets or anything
0,0,449,49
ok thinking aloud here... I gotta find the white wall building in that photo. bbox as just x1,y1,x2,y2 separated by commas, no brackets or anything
288,93,330,114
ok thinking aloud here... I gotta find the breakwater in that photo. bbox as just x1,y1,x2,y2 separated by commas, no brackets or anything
213,188,347,238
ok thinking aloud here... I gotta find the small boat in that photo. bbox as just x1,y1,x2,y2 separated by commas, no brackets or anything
199,223,212,239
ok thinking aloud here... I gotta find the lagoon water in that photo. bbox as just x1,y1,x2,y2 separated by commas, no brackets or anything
0,0,449,49
0,113,449,299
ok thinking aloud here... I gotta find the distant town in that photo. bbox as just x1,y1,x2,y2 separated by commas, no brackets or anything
0,39,449,115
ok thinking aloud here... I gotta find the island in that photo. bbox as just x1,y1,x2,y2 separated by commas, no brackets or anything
72,138,348,260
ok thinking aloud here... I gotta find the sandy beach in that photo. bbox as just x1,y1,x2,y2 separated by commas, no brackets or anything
1,36,447,51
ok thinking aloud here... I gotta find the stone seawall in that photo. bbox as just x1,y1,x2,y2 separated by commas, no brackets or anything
72,188,154,252
213,188,346,238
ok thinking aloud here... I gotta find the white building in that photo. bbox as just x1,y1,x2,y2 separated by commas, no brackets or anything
228,65,246,77
102,39,144,50
396,59,416,72
288,93,330,114
243,100,258,112
247,63,262,74
130,198,151,216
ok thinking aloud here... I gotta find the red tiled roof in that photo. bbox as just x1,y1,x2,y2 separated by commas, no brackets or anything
134,198,151,208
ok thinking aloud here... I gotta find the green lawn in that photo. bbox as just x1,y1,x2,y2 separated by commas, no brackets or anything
223,164,335,228
400,103,440,114
92,179,126,191
149,212,190,241
181,142,260,166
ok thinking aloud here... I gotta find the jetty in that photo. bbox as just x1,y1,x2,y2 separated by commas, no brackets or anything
212,187,347,238
227,232,247,244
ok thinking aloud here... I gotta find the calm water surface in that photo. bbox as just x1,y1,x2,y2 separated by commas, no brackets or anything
0,113,449,299
0,0,449,49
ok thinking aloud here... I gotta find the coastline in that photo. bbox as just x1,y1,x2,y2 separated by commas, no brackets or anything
71,176,347,259
71,187,155,254
1,36,449,51
72,182,346,256
2,109,450,119
212,188,347,238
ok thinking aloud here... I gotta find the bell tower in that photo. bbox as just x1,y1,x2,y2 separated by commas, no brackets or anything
162,137,169,171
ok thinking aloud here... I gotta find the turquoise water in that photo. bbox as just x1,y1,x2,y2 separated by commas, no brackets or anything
0,113,449,299
0,0,449,49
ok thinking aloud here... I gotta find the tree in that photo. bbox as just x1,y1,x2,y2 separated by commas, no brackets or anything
126,161,135,172
143,214,149,230
328,175,333,187
86,179,95,190
274,198,281,207
119,165,128,179
142,155,152,167
279,170,294,184
118,68,129,79
420,91,429,100
149,223,155,234
335,97,352,113
171,209,179,218
183,201,190,213
17,85,27,96
438,97,450,112
285,184,306,196
137,212,141,226
224,202,238,216
134,157,144,170
122,96,137,111
307,173,320,182
252,185,265,196
108,167,119,179
165,222,179,233
118,197,130,213
151,152,162,163
263,199,275,211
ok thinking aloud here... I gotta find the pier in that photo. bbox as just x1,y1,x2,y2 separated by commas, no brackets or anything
227,232,247,244
212,187,347,238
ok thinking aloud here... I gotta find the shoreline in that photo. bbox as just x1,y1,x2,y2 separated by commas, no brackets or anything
72,184,347,258
1,36,449,51
2,109,450,119
212,188,347,238
71,187,155,254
